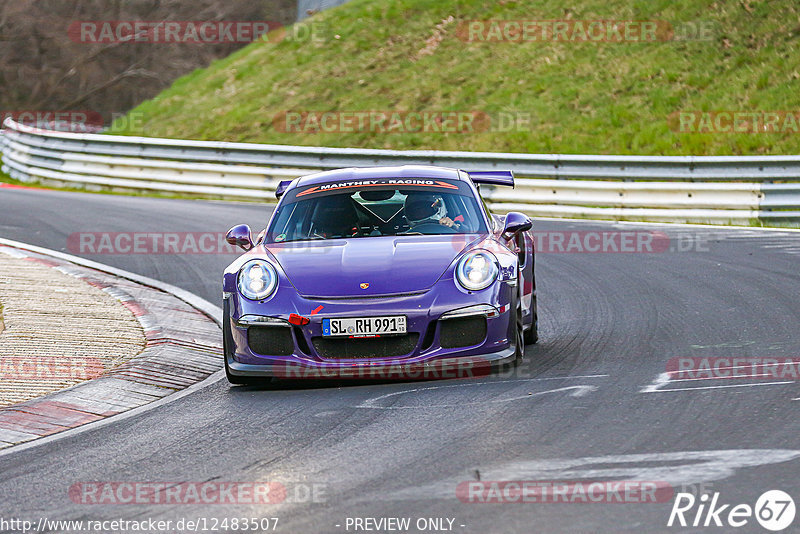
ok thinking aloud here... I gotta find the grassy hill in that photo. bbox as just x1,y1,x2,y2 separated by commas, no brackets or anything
113,0,800,155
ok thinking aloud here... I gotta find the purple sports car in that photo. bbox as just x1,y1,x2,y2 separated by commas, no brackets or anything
222,165,537,384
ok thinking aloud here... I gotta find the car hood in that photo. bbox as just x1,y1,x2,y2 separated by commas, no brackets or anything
265,234,481,297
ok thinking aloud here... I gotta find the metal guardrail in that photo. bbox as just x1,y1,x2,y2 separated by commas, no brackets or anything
2,118,798,224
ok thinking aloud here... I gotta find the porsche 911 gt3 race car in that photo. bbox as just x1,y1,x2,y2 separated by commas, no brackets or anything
222,165,537,383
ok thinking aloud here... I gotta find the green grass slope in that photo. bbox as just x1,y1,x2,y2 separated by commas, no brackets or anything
114,0,800,155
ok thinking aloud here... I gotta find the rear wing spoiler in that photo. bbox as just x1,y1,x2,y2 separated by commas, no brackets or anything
275,179,294,199
466,170,515,187
278,172,514,198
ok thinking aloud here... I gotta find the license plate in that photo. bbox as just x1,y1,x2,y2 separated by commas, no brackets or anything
322,316,407,337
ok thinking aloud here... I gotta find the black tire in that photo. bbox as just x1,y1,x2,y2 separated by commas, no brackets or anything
497,296,524,372
513,295,525,364
524,292,538,345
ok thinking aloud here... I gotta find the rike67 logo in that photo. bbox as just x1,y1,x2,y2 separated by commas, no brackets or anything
668,490,795,531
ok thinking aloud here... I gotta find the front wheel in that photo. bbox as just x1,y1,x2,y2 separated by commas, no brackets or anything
524,292,538,345
520,279,539,345
513,296,525,364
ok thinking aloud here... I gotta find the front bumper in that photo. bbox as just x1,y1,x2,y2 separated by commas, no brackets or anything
225,346,516,379
223,278,517,379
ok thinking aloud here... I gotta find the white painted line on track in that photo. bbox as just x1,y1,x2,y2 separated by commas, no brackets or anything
643,361,799,393
511,373,609,380
386,449,800,502
355,381,600,410
668,373,794,383
644,381,794,393
640,372,670,393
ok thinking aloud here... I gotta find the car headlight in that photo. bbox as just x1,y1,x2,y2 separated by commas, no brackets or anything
455,250,499,291
238,260,278,300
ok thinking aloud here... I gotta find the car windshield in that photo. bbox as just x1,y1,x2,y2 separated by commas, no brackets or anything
266,180,487,243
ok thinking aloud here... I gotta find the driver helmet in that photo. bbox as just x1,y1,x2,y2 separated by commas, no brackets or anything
404,192,447,226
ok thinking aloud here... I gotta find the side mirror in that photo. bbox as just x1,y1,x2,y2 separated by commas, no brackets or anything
502,212,532,239
226,224,253,251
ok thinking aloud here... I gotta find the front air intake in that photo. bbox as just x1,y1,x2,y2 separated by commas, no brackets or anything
312,334,420,359
439,316,487,349
248,326,294,356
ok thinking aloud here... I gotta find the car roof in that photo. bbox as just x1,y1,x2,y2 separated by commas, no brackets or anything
290,165,465,190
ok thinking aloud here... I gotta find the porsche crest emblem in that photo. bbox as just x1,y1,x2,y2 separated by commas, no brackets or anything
360,282,369,290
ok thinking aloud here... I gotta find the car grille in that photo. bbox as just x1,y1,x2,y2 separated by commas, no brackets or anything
312,333,420,359
248,326,294,356
439,316,487,349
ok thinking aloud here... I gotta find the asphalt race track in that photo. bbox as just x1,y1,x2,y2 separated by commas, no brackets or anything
1,187,800,533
